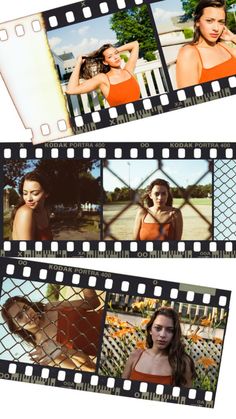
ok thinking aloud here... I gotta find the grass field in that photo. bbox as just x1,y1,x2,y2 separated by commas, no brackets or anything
104,199,212,240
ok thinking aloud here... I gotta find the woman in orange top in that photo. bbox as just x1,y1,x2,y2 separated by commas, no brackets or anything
133,179,183,241
1,289,103,371
176,0,236,88
122,307,196,386
11,171,53,241
66,41,140,107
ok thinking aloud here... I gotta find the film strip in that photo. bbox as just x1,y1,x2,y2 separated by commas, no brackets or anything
0,257,231,407
0,0,236,145
1,141,236,258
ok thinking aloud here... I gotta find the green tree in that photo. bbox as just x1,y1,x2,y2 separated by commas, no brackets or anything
8,187,19,206
3,160,30,188
110,5,158,60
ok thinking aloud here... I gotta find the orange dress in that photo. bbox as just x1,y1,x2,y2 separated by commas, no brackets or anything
195,43,236,83
56,307,103,356
106,70,140,106
129,351,173,385
139,213,175,241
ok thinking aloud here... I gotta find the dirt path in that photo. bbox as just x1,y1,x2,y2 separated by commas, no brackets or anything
103,203,212,240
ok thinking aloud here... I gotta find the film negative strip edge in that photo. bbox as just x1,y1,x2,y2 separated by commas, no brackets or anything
0,257,231,407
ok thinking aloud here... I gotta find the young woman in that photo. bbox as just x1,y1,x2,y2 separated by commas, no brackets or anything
1,289,103,371
66,41,140,107
176,0,236,88
122,307,196,386
133,179,183,241
11,171,53,241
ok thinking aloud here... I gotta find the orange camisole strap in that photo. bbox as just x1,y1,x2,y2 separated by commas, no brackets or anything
193,44,236,84
129,351,173,385
106,69,140,107
139,213,175,241
56,306,103,356
35,226,53,241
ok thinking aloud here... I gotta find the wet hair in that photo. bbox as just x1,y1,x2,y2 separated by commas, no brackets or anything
192,0,227,44
1,296,45,347
146,307,196,386
11,170,50,228
142,179,173,208
80,44,116,79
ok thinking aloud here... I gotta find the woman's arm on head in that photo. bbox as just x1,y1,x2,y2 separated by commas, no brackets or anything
176,45,201,88
118,41,139,73
66,56,104,95
174,209,183,241
221,26,236,55
122,349,141,379
45,289,100,311
133,207,145,240
13,206,35,240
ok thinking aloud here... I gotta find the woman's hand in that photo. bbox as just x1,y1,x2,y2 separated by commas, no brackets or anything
76,55,85,66
221,27,236,43
30,340,63,365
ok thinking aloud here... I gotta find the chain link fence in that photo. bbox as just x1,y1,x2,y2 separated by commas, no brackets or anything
214,160,236,240
0,278,105,371
103,160,212,241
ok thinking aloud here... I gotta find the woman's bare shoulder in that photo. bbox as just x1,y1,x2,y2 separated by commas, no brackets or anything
136,207,147,217
178,44,199,59
15,205,34,219
129,348,144,361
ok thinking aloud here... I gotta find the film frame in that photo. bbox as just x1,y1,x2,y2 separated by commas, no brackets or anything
0,256,231,408
1,141,236,258
0,0,235,145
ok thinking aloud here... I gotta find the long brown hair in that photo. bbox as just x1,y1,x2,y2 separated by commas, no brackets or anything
1,296,45,347
191,0,227,44
11,170,50,229
142,178,173,208
146,307,196,386
80,44,115,79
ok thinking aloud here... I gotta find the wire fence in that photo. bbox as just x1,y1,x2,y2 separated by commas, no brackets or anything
214,160,236,240
0,278,105,371
103,160,212,241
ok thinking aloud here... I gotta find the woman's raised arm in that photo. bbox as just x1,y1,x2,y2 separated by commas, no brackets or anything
45,289,100,311
118,41,139,73
66,56,103,95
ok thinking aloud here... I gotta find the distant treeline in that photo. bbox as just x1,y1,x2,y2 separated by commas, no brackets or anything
106,184,212,203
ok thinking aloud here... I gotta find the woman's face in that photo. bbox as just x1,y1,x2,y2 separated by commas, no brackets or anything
103,47,121,68
149,184,169,208
197,7,226,43
150,314,174,350
8,301,40,331
22,180,48,210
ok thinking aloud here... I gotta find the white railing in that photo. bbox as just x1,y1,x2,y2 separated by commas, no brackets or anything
61,59,168,116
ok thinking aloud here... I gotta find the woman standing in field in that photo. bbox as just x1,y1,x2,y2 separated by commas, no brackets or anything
176,0,236,88
133,179,183,241
1,289,103,371
66,41,140,107
122,307,196,386
11,171,53,241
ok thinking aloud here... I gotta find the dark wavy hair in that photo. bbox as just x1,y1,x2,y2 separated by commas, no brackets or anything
192,0,227,44
146,307,196,386
1,296,45,347
80,44,116,79
11,170,51,228
142,178,173,208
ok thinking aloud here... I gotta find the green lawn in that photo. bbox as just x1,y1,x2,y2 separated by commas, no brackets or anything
173,198,212,206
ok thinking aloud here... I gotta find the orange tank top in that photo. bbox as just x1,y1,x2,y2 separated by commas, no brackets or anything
35,226,53,241
56,307,103,356
129,351,173,385
139,213,175,241
195,43,236,83
106,69,140,107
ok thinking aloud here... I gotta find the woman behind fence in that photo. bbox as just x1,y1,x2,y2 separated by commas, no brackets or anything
11,170,53,241
133,179,183,241
66,41,140,107
1,289,103,371
176,0,236,88
122,307,196,386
